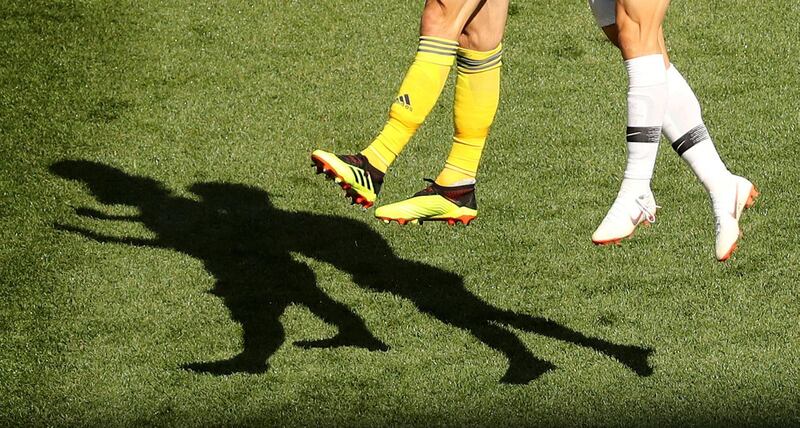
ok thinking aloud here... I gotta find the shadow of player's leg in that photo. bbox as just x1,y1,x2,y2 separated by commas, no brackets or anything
469,322,556,384
183,303,285,375
498,310,653,376
295,284,388,352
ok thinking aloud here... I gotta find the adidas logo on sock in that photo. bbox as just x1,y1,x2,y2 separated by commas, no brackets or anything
394,94,412,111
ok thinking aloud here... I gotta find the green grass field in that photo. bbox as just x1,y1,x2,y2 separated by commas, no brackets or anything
3,0,799,426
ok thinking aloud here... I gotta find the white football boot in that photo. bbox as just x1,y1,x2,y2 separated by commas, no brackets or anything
711,175,759,261
592,191,659,245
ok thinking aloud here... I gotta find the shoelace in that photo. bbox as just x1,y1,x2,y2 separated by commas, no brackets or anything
635,196,659,223
606,194,657,224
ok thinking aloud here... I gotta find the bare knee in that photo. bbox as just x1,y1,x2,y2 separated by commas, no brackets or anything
420,0,471,40
459,28,502,51
616,20,662,58
617,22,643,56
459,0,508,51
615,0,668,59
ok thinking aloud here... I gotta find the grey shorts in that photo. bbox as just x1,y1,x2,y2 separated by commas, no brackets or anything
588,0,616,28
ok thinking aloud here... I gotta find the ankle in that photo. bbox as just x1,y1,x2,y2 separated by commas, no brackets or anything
355,154,386,182
619,178,651,197
704,172,735,196
435,178,476,187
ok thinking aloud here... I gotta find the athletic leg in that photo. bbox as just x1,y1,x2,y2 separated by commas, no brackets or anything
588,0,758,259
661,62,758,260
592,0,669,245
360,0,490,172
589,1,731,194
312,0,486,208
436,0,508,186
374,0,509,225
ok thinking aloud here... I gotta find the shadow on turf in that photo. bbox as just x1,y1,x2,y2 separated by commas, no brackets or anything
50,160,654,384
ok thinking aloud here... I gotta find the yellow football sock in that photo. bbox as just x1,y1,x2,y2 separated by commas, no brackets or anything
361,36,458,173
436,44,502,186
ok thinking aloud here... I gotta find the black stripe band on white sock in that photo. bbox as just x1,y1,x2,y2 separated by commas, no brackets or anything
671,124,710,156
626,126,662,143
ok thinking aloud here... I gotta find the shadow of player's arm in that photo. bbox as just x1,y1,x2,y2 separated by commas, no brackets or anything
54,223,165,249
74,207,142,222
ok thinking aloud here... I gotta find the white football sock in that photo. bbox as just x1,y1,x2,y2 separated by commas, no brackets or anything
662,64,732,194
620,54,668,196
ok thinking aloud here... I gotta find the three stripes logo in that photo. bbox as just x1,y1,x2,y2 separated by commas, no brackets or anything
394,93,412,111
349,166,373,191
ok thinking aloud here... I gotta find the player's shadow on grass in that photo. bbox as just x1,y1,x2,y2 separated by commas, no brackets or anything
51,160,653,384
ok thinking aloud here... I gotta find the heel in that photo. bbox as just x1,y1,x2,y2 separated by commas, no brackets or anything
745,186,759,209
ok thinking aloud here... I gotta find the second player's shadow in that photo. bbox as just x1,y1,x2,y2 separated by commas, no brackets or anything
51,160,653,384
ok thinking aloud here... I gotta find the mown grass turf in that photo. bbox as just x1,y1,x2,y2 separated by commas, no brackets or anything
2,0,799,426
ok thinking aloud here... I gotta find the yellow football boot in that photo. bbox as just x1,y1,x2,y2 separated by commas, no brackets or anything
375,180,478,225
311,150,384,208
